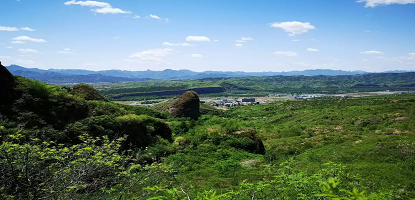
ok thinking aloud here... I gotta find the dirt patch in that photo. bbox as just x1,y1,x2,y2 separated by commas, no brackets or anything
240,159,261,167
354,120,362,125
395,117,407,123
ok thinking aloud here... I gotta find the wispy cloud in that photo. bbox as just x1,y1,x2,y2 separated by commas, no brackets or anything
129,48,174,62
307,48,319,52
186,36,210,42
236,37,254,43
357,0,415,7
11,41,25,44
148,14,161,19
361,50,384,55
191,54,203,58
57,48,73,54
12,36,47,43
93,7,131,14
64,0,111,7
64,0,131,14
270,21,315,36
18,48,40,53
234,43,243,48
0,26,35,32
21,27,35,31
274,51,298,56
0,26,19,31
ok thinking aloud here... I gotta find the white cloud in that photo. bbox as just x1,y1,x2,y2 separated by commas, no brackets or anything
361,50,384,55
113,37,121,39
21,27,35,31
214,40,219,42
0,26,19,31
234,43,243,48
270,21,315,36
12,36,47,43
274,51,298,56
92,7,131,14
291,39,300,42
381,53,415,61
307,48,319,52
14,59,36,65
149,14,161,19
133,15,140,19
357,0,415,7
236,37,253,43
241,37,253,41
186,36,210,42
18,48,40,53
64,0,111,7
165,18,170,22
162,42,193,47
129,48,174,61
191,54,203,58
11,41,25,44
64,0,130,14
57,48,72,54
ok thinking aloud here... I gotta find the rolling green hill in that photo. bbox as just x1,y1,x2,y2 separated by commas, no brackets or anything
1,63,415,199
95,72,415,100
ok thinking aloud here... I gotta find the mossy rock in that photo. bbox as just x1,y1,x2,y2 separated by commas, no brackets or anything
230,128,266,155
168,91,200,120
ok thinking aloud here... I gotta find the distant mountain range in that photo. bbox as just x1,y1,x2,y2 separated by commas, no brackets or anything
5,64,411,84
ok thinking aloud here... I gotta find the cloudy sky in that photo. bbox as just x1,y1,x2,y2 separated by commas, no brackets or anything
1,0,415,72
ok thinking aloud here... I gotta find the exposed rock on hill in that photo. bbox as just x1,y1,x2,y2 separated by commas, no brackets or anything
0,61,16,92
169,91,200,120
232,128,266,155
0,61,18,108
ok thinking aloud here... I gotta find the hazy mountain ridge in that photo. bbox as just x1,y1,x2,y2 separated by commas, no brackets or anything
6,64,410,84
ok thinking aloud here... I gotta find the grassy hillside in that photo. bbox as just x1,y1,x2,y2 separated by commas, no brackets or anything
2,64,415,199
147,94,415,199
95,72,415,100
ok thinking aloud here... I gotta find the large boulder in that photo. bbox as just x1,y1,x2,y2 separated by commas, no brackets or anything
168,91,200,120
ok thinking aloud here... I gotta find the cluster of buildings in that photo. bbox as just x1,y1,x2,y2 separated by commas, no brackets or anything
211,98,257,107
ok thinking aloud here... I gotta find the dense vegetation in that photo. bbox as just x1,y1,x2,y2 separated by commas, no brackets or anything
95,72,415,100
1,63,415,199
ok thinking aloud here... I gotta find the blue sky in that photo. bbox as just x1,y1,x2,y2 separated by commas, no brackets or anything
1,0,415,72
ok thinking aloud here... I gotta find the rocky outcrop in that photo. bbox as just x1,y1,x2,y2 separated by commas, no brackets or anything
168,91,200,120
0,61,18,108
0,61,16,93
231,128,266,155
